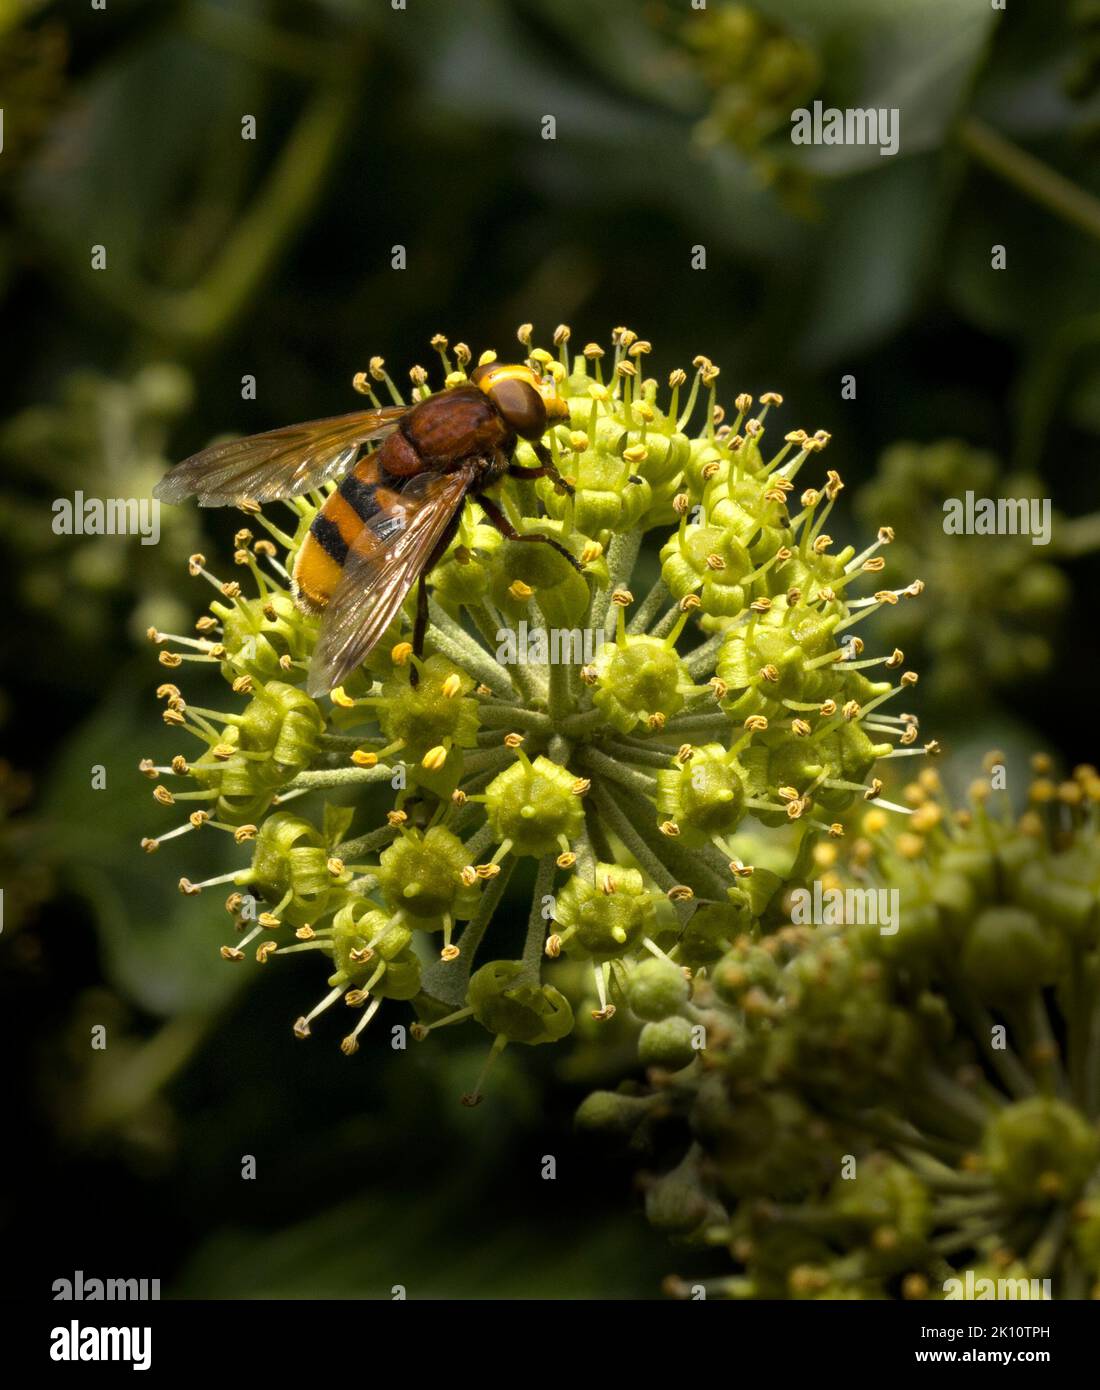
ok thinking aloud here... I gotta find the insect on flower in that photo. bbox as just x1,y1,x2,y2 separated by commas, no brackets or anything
154,360,581,696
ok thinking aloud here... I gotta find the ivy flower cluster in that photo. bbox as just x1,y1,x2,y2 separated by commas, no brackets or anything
142,327,929,1103
579,757,1100,1300
854,440,1072,709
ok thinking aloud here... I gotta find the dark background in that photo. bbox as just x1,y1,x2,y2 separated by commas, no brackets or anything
2,0,1099,1298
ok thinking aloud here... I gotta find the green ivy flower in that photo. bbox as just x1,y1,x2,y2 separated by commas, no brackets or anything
580,756,1100,1299
143,326,929,1105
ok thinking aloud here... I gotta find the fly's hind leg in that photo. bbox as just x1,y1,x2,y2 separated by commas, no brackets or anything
476,492,584,575
409,511,464,688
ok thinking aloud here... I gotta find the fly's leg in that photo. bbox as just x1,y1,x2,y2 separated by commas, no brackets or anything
410,573,429,689
476,492,584,575
508,443,574,496
409,510,464,687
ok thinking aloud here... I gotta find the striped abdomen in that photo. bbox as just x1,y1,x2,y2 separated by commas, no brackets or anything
293,453,405,610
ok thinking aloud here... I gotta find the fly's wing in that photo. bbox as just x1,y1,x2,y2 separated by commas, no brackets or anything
153,408,408,507
305,464,476,697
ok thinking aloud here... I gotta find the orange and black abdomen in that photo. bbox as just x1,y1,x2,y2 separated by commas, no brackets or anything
294,453,403,611
292,386,511,611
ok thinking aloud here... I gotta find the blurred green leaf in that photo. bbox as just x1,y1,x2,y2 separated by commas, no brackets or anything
798,151,939,362
19,26,262,291
757,0,997,171
41,672,247,1016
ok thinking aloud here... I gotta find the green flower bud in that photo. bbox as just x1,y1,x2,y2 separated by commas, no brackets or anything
592,633,694,734
829,1155,932,1272
187,682,325,824
717,602,886,723
638,1015,697,1069
429,513,503,611
376,824,482,924
377,654,479,762
660,521,757,618
239,811,343,927
327,903,420,999
574,1088,653,1136
644,1155,714,1235
961,906,1058,1002
330,902,393,982
467,959,574,1045
482,752,585,858
712,942,779,1004
627,957,691,1020
553,863,664,962
984,1098,1100,1208
673,900,752,969
487,516,590,628
215,593,318,683
656,743,748,844
539,435,653,535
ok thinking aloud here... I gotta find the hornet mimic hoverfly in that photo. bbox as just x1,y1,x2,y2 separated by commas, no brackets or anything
154,361,581,697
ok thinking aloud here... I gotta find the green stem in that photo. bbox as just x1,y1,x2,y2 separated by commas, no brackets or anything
602,739,677,770
918,1066,993,1137
590,777,729,900
589,532,642,637
420,860,515,1008
334,823,399,861
475,705,553,735
186,1,340,76
945,980,1037,1101
155,67,364,349
286,764,395,790
581,745,658,796
958,116,1100,243
427,600,516,698
560,707,606,739
1027,1206,1068,1280
627,576,672,636
548,656,574,722
468,603,544,706
518,857,557,980
684,631,726,679
80,1014,214,1135
589,780,681,893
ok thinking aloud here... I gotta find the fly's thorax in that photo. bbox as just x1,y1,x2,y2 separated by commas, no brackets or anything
401,384,508,463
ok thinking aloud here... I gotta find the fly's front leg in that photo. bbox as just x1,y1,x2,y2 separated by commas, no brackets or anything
477,492,583,574
508,442,574,496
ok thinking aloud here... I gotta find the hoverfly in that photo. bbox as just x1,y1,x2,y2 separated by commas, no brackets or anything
154,361,581,697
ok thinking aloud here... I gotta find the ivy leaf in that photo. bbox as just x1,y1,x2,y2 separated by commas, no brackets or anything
40,673,248,1016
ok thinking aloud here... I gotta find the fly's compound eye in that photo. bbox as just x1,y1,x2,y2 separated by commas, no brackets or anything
489,377,547,440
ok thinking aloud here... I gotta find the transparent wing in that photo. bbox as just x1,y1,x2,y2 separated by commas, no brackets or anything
153,407,408,507
305,465,475,697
